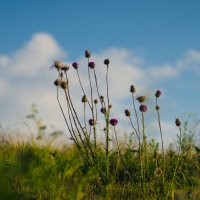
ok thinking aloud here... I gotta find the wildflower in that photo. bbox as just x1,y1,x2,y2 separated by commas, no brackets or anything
110,118,118,126
72,62,79,69
155,105,160,110
54,79,60,86
100,107,106,114
60,79,68,89
82,95,88,103
104,58,110,65
85,49,91,58
109,104,112,109
130,85,136,93
61,64,69,71
125,109,131,117
155,90,162,98
175,118,181,127
89,119,96,126
88,61,95,69
54,60,63,70
137,96,146,103
139,104,147,112
94,99,98,104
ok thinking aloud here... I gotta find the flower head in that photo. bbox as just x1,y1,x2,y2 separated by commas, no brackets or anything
89,119,96,126
155,90,162,98
155,105,160,110
61,64,69,71
82,95,88,103
125,109,131,117
130,85,136,93
54,60,63,70
139,104,147,112
85,49,91,58
88,61,95,69
110,118,118,126
104,58,110,65
72,62,79,70
175,118,181,127
100,107,106,114
137,96,146,103
54,79,61,86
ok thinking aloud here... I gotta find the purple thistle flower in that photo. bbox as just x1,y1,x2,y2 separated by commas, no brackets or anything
139,104,147,112
110,118,118,126
175,118,181,127
72,62,79,69
88,61,95,69
155,90,162,98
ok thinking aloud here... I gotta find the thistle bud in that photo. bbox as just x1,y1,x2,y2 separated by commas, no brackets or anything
155,105,160,110
60,80,68,89
82,95,88,103
94,99,98,104
61,64,69,71
109,104,112,109
89,119,96,126
110,118,118,126
88,61,95,69
85,49,91,58
104,58,110,65
130,85,136,93
100,107,106,114
137,96,146,103
72,62,79,70
54,79,60,86
139,104,147,112
155,90,162,98
100,95,104,101
125,109,131,117
175,118,181,127
54,60,63,70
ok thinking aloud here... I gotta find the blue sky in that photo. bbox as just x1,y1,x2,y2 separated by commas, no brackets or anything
0,1,200,145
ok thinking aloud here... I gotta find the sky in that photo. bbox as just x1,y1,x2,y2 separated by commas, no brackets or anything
0,0,200,146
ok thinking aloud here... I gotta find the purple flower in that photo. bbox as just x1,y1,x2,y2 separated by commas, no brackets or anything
72,62,79,69
175,118,181,127
110,118,118,126
88,61,95,69
139,104,147,112
155,90,162,98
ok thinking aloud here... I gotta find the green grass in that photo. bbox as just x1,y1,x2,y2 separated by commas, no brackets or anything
0,137,199,200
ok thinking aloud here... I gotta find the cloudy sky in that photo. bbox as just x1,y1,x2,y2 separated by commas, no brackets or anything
0,0,200,145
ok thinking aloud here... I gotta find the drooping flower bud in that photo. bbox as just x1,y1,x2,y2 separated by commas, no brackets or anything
139,104,147,112
88,61,95,69
130,85,136,93
110,118,118,126
155,90,162,98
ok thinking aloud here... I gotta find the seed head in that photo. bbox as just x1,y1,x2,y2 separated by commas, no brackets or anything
89,119,96,126
175,118,181,127
109,104,112,109
82,95,88,103
60,80,68,89
94,99,98,104
139,104,147,112
155,90,162,98
88,61,95,69
54,60,63,70
85,49,91,58
104,58,110,65
110,118,118,126
130,85,136,93
137,96,146,103
155,105,160,110
72,62,79,70
125,109,131,117
61,64,69,71
54,79,61,86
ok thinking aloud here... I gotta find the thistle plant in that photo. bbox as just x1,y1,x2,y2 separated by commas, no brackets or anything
51,50,192,199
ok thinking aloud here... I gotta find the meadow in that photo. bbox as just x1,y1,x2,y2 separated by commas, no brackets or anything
0,50,200,200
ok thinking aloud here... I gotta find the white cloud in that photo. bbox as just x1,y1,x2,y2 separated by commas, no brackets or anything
0,33,199,144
